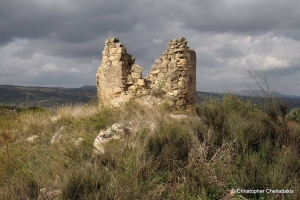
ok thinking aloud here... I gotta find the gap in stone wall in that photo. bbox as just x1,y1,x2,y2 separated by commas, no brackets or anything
96,37,197,109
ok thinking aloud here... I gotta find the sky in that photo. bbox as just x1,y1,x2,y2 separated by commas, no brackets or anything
0,0,300,95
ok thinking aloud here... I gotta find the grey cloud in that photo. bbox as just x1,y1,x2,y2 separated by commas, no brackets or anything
177,0,300,36
1,0,300,95
0,0,141,45
216,43,244,59
197,53,220,68
258,65,300,76
2,0,300,46
27,72,90,87
0,0,69,45
46,39,104,59
12,46,36,59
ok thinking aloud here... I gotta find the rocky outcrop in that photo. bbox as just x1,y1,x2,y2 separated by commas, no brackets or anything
93,122,126,155
38,188,62,200
26,135,39,143
96,37,196,108
50,126,66,144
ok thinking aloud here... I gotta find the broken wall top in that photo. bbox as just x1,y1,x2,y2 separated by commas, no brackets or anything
96,37,197,108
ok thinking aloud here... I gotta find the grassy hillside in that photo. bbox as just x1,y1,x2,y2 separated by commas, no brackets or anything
0,95,299,199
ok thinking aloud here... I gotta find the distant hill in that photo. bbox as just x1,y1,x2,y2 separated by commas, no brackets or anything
233,90,300,110
0,85,97,107
73,85,98,91
285,95,300,98
234,90,285,97
196,90,300,111
1,85,300,109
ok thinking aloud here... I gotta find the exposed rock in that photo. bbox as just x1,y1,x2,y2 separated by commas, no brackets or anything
50,132,62,144
50,115,61,123
96,37,196,108
148,121,156,131
170,114,188,119
112,135,121,140
93,132,118,155
50,126,67,144
93,123,125,154
26,135,39,143
111,123,123,132
93,122,129,154
99,130,113,138
38,188,62,200
74,138,84,146
93,137,106,154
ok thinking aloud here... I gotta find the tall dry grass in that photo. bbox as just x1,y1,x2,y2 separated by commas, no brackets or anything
0,96,299,199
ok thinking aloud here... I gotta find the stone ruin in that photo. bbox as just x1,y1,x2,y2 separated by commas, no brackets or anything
96,37,197,108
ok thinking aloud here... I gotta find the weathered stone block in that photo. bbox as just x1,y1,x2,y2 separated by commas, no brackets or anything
114,88,122,94
138,79,145,86
132,72,142,79
151,70,160,74
132,64,143,73
109,54,122,61
129,85,137,91
116,47,125,54
173,90,179,96
157,73,165,78
155,59,162,64
160,68,168,73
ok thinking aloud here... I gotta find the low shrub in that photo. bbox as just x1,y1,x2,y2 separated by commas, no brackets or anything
287,108,300,124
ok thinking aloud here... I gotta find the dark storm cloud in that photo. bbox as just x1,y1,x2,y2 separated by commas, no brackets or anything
178,0,300,35
1,0,175,61
0,0,142,45
1,0,299,46
0,0,279,58
1,0,300,95
0,0,69,45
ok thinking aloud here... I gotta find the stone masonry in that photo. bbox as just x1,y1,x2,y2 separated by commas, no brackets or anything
96,37,196,108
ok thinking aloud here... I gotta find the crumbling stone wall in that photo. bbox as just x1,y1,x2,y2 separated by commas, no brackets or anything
96,37,196,108
96,38,147,101
145,37,197,107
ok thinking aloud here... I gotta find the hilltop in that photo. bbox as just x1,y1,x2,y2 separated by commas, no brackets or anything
0,94,300,199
